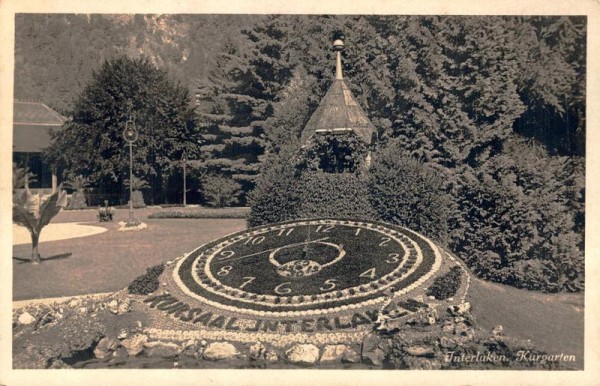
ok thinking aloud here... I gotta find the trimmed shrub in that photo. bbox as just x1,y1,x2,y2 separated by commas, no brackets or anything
160,204,185,208
248,148,376,226
426,266,462,300
247,149,302,227
295,171,376,220
368,142,454,243
148,207,249,219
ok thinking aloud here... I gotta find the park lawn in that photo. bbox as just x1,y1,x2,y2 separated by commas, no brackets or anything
51,206,249,223
13,215,247,300
468,277,584,368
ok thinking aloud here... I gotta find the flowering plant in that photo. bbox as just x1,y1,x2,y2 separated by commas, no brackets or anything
97,201,115,222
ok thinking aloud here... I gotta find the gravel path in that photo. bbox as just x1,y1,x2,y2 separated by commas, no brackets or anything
13,222,107,245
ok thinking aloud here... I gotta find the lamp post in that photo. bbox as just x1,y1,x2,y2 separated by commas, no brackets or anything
123,117,138,224
182,150,187,207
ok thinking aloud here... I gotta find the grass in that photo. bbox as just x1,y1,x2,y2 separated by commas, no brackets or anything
467,277,584,368
56,206,250,222
13,208,247,300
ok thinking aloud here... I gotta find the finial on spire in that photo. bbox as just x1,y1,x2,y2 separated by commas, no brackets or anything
333,39,344,80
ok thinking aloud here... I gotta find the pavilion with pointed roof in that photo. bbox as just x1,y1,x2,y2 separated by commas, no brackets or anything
300,39,376,146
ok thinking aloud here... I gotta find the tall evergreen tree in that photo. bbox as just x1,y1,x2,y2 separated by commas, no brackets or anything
194,17,296,203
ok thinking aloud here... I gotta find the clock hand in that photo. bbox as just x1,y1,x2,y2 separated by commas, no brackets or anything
217,237,331,264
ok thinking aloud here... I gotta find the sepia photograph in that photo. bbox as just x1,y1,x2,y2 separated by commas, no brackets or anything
1,1,598,385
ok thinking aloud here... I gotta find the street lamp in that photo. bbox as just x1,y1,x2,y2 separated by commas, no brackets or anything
123,117,138,224
182,150,187,207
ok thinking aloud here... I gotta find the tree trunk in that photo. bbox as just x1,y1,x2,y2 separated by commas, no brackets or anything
31,232,41,264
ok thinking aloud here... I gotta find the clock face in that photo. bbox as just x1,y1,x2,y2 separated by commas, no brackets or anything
174,219,441,317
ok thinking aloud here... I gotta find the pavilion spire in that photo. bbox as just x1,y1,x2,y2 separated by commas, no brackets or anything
300,38,376,145
333,39,344,80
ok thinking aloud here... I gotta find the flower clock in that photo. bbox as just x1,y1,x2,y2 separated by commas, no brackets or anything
138,219,471,346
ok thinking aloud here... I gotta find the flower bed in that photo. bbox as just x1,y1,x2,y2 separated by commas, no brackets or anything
175,219,438,314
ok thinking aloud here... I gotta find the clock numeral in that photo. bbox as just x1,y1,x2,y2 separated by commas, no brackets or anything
355,228,361,236
315,224,335,233
217,265,233,276
218,250,235,260
386,253,400,264
244,235,266,245
239,276,255,289
277,228,294,236
274,282,292,295
319,279,339,292
359,268,377,279
379,237,391,247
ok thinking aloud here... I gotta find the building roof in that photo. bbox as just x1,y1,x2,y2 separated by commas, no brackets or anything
300,41,375,145
13,101,66,153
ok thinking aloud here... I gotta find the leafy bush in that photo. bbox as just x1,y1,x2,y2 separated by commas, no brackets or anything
201,174,243,207
128,264,165,295
426,266,462,300
368,142,455,243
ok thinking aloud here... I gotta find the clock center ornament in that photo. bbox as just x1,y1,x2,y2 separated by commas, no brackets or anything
139,219,470,347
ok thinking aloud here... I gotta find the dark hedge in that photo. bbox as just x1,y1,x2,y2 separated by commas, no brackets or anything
148,208,249,219
367,145,454,243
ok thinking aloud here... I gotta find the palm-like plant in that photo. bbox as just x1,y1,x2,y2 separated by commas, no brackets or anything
63,174,91,191
13,187,68,264
124,176,150,208
124,176,150,190
64,174,91,209
12,163,36,192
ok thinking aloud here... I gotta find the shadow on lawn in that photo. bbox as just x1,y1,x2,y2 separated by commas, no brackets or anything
13,253,73,264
